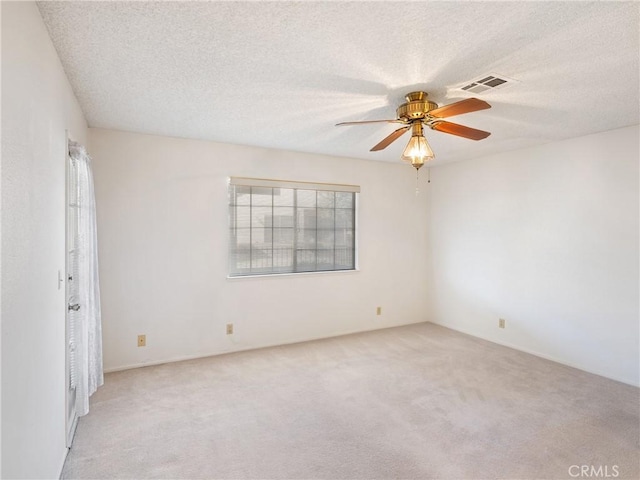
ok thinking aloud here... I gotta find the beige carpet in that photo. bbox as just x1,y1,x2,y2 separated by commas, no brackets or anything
62,323,639,479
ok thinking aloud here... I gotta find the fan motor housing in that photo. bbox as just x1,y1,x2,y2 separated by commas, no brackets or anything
396,91,438,121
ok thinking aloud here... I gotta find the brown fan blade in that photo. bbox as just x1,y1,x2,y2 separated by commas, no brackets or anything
431,121,491,140
370,126,410,151
336,119,406,126
429,98,491,118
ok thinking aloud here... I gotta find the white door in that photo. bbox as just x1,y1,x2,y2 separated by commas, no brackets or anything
66,142,80,447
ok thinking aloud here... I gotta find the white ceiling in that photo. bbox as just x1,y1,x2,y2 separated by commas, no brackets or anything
38,1,639,165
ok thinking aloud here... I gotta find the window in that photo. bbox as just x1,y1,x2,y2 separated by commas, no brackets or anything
228,177,359,277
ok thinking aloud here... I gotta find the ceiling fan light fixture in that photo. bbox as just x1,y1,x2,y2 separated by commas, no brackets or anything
336,91,491,171
401,123,434,170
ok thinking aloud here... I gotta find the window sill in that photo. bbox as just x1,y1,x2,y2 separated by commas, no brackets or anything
226,269,360,280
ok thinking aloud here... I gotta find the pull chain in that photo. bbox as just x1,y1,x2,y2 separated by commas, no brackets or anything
415,168,420,196
428,167,431,184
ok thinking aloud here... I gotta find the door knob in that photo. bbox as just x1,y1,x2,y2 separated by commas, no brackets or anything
68,303,80,311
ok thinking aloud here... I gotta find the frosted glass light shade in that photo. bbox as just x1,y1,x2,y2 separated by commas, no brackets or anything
401,135,435,170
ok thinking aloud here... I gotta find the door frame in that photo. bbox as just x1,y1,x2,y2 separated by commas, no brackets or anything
65,131,79,448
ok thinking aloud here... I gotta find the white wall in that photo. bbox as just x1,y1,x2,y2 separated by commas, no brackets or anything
1,2,88,478
427,125,639,386
88,128,430,371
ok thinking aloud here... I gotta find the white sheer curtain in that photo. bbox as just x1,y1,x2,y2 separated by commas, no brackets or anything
69,140,103,416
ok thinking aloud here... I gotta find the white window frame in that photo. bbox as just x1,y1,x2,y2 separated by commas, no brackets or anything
228,177,360,277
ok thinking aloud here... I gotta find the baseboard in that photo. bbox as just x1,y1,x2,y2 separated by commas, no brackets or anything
104,320,428,373
429,321,639,388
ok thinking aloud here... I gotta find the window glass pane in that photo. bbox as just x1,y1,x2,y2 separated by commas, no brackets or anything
317,208,334,229
230,205,250,229
232,185,251,205
296,249,316,271
252,206,273,228
251,248,272,271
230,245,251,272
272,207,294,227
274,188,294,206
317,249,334,270
334,247,354,269
335,228,354,247
317,191,334,208
251,187,273,206
317,229,334,249
335,209,354,228
297,229,316,249
272,228,294,246
335,192,353,208
272,247,294,272
232,228,251,246
297,207,316,229
251,227,270,248
297,189,316,208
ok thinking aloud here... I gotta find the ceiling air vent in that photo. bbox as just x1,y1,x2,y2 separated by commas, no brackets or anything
458,74,517,94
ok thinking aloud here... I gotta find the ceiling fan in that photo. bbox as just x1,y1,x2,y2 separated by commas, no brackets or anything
336,91,491,170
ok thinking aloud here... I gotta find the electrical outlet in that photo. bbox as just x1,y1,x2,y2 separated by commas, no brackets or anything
137,334,146,347
226,323,234,335
376,306,382,316
499,318,506,329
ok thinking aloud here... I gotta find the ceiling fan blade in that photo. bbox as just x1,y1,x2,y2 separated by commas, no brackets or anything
429,98,491,118
370,126,410,151
336,119,406,126
431,121,491,140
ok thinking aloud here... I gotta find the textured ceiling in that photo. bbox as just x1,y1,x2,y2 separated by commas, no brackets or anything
38,1,639,165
